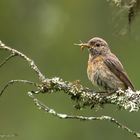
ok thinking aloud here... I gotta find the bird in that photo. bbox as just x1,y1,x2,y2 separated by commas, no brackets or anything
75,37,134,93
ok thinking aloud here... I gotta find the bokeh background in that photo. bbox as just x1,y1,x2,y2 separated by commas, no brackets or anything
0,0,140,140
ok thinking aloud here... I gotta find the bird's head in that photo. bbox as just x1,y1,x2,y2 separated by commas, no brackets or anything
75,37,110,56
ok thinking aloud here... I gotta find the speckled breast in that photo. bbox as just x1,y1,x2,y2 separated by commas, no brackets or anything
87,56,125,91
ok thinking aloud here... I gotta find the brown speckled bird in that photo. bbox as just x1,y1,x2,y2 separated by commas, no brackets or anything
76,37,134,93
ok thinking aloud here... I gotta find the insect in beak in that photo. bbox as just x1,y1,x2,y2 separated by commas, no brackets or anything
74,43,90,51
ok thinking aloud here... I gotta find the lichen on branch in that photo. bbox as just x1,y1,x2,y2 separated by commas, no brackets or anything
41,77,140,112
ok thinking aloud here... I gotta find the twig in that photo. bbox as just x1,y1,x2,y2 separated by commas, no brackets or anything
0,133,17,138
27,91,140,139
0,41,46,82
0,80,39,96
0,53,17,68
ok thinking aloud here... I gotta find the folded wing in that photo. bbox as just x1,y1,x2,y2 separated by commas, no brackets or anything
104,57,134,90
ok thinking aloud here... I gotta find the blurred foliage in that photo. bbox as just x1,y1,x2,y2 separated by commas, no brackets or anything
0,0,140,140
107,0,140,25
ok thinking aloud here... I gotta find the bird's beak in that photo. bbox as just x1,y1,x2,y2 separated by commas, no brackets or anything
74,43,90,51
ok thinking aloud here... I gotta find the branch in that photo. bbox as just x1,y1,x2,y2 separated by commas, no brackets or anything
0,53,17,68
0,40,140,139
27,91,140,139
41,77,140,112
0,80,39,96
0,41,46,82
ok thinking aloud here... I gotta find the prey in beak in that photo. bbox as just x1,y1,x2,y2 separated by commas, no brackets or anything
74,42,90,51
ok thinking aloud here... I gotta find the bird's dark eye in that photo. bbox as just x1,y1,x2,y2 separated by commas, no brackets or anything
95,43,100,47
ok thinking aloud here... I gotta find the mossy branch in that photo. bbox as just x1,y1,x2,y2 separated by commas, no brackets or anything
0,40,140,139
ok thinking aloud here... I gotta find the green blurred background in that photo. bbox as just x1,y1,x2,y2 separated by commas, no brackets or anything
0,0,140,140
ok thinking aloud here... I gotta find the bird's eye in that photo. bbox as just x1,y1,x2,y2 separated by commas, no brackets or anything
95,43,100,47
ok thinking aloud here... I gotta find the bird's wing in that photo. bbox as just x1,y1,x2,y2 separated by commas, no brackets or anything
104,56,134,90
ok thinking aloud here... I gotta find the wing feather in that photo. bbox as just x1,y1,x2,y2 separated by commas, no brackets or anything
104,57,134,90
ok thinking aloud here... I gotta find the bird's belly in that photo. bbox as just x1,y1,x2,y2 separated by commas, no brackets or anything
87,60,125,91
